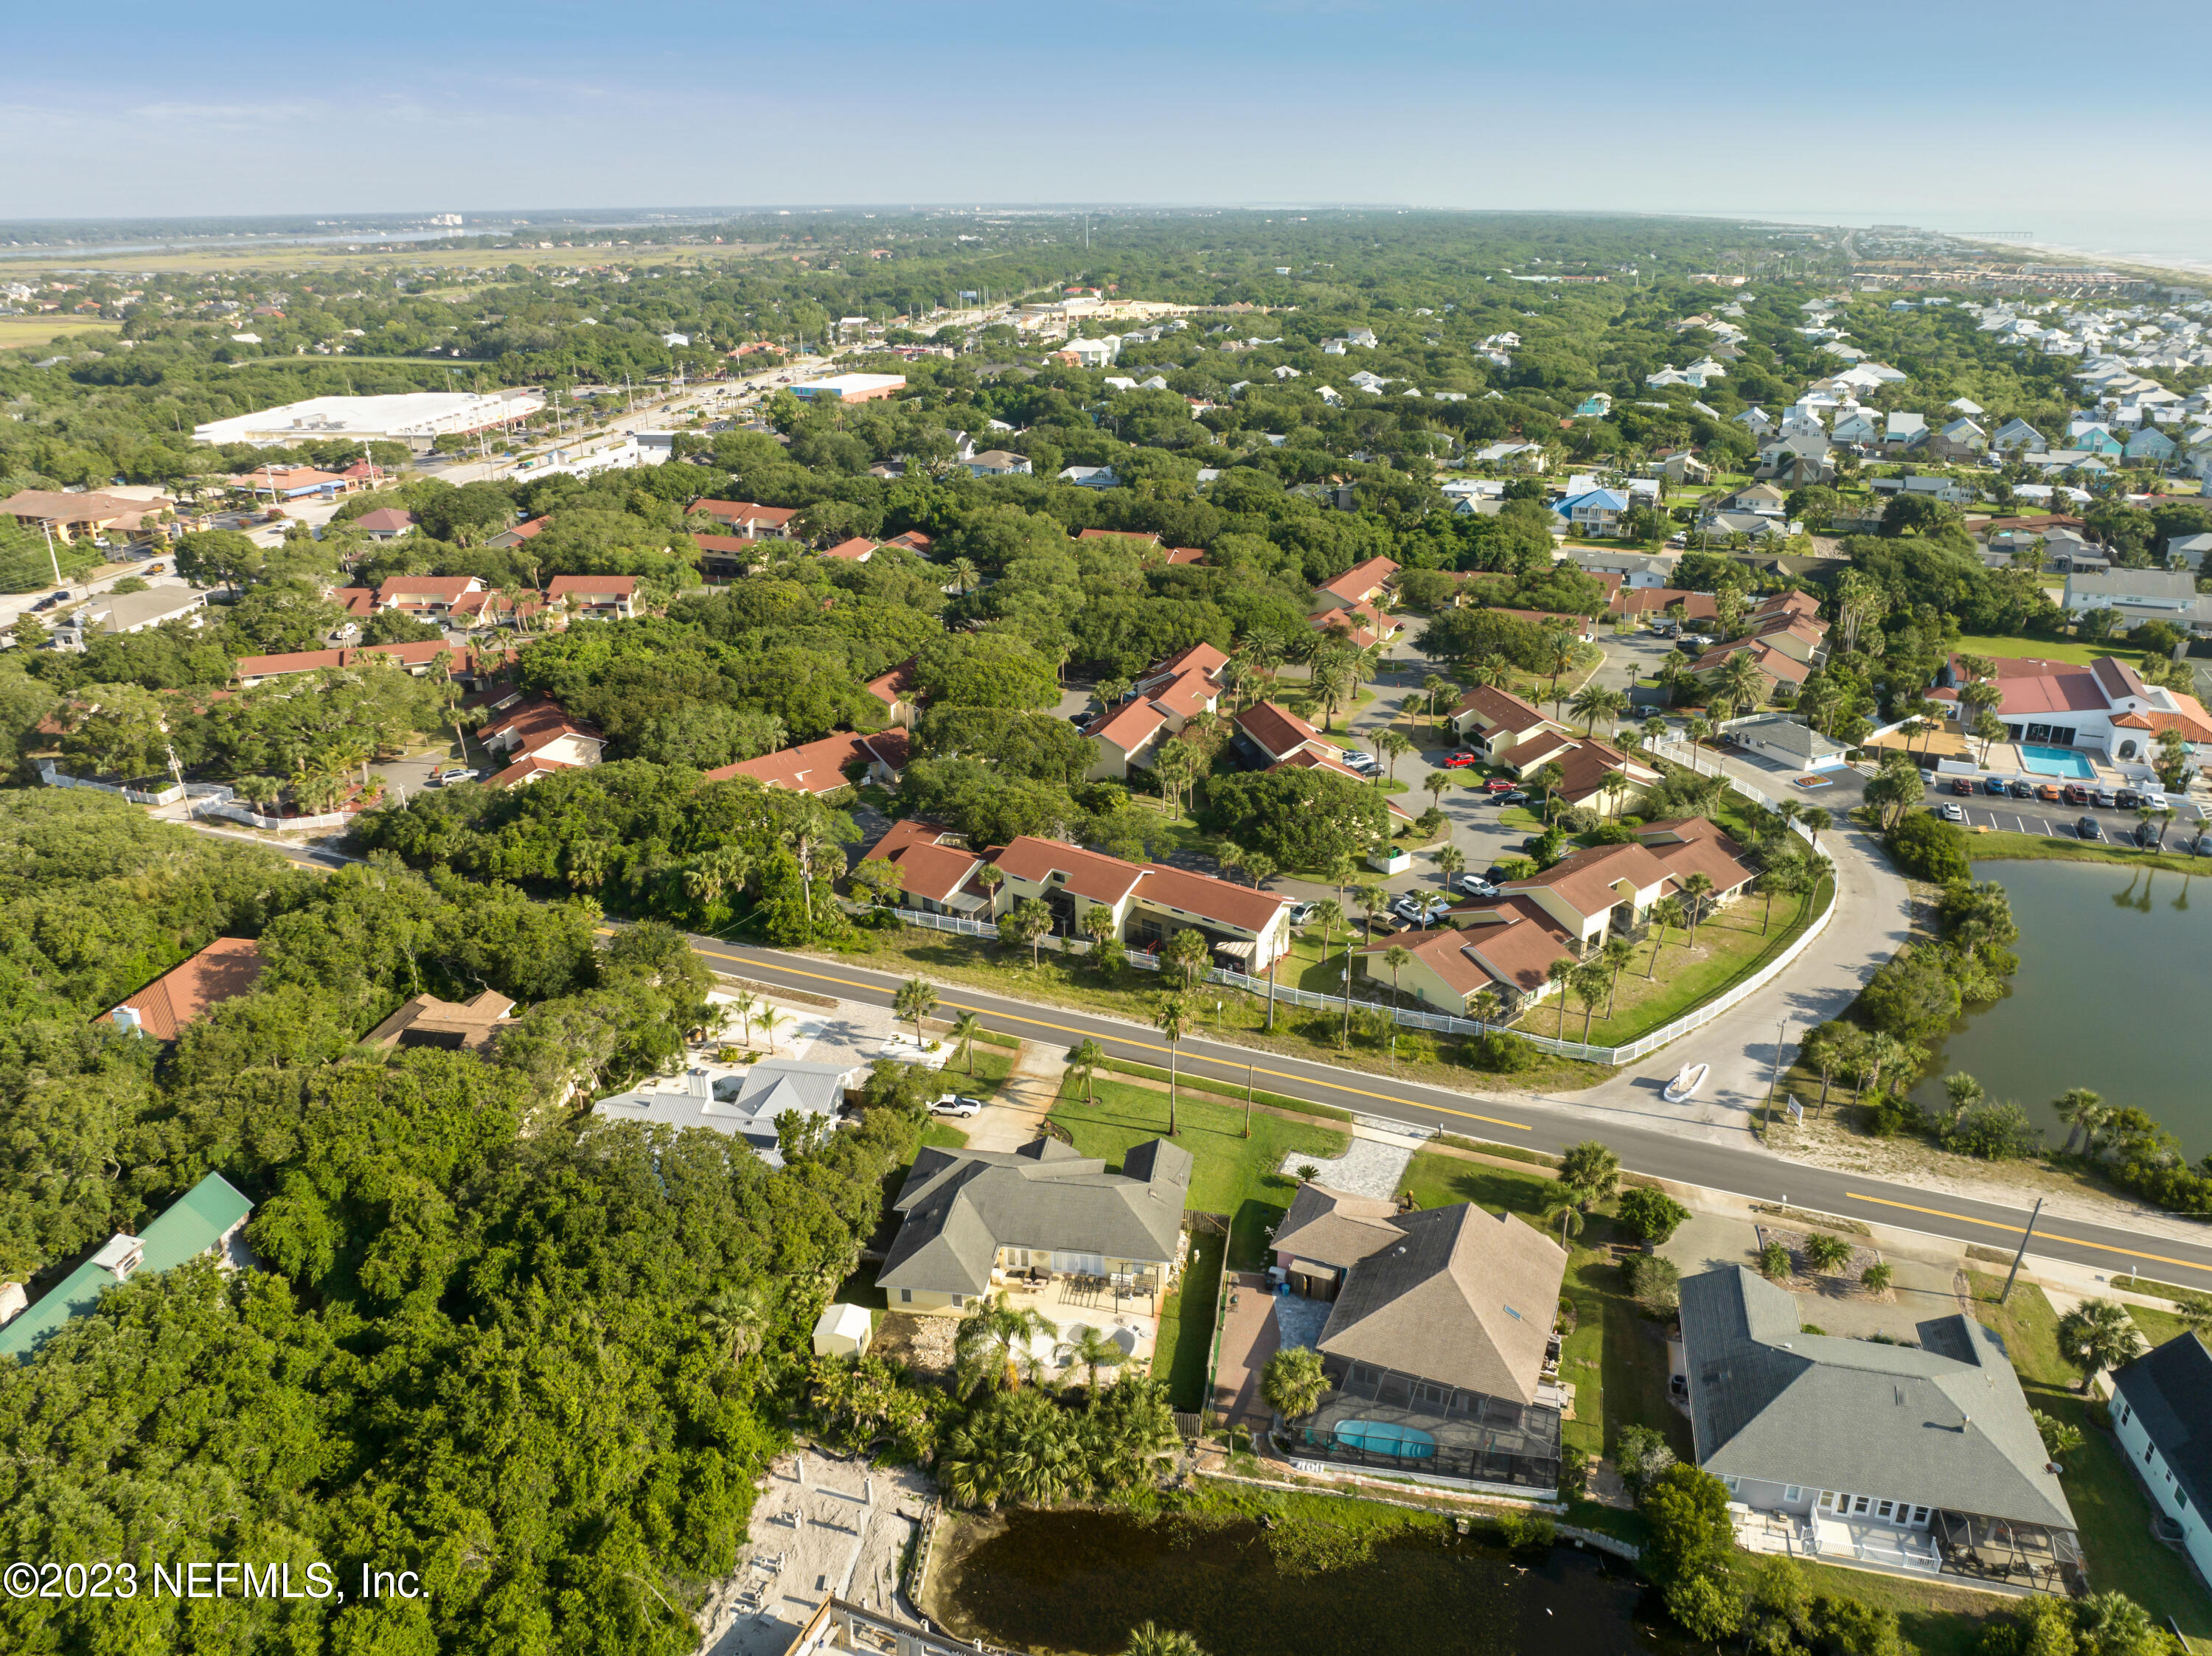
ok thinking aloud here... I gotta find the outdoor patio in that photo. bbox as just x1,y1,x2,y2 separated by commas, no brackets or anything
981,1275,1161,1372
1933,1511,2085,1596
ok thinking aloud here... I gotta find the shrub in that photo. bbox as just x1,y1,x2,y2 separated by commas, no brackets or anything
1759,1239,1792,1278
1885,810,1972,883
1617,1186,1690,1245
1626,1253,1681,1318
1615,1423,1677,1490
1947,1099,2041,1161
1860,1262,1895,1293
1494,1508,1557,1558
1467,1032,1534,1072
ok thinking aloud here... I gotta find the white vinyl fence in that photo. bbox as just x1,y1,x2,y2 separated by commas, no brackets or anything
867,745,1840,1067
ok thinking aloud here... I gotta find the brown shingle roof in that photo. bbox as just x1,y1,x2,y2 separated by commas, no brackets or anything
991,837,1147,905
1235,700,1325,760
1085,699,1170,751
1270,1184,1408,1268
101,937,263,1041
1315,555,1399,604
1500,841,1673,920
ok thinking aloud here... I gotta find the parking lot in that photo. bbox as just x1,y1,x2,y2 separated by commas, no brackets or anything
1924,774,2204,849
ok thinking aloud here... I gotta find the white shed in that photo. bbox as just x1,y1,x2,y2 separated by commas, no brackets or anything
812,1302,874,1360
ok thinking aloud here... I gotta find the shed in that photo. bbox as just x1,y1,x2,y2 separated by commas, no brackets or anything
812,1301,874,1359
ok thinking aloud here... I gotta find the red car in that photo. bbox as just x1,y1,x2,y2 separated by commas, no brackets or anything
1444,752,1481,769
1482,776,1516,793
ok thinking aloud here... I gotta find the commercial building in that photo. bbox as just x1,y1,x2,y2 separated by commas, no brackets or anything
788,373,905,403
192,390,545,453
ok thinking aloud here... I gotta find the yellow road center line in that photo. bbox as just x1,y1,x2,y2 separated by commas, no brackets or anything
1845,1191,2212,1277
698,947,1533,1134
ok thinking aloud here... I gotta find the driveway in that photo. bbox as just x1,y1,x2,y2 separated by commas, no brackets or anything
1548,748,1910,1142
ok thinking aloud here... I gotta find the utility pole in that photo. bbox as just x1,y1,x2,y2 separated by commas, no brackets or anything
2000,1197,2044,1305
1767,1017,1789,1103
1244,1061,1254,1140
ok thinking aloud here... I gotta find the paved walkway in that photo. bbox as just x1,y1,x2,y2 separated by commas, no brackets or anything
1276,1135,1415,1198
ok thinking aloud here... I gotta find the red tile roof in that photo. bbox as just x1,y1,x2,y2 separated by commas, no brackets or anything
1500,841,1674,920
1634,818,1756,895
379,574,483,602
1086,699,1170,751
333,587,377,616
1146,668,1219,720
101,937,263,1040
821,537,879,561
1147,641,1231,681
1127,862,1287,934
1451,683,1548,732
1161,546,1206,565
352,507,417,534
991,836,1147,905
546,574,640,600
864,658,919,709
689,498,799,529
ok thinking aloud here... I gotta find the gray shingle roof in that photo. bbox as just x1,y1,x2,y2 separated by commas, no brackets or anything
1680,1267,2075,1530
1316,1205,1566,1404
880,1138,1189,1297
2111,1333,2212,1523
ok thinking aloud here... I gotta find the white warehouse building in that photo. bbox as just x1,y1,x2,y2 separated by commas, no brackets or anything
193,389,546,453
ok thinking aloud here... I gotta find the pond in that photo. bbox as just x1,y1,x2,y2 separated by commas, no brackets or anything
924,1506,1655,1656
1907,858,2212,1158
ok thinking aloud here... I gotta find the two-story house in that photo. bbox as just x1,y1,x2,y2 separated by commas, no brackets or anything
988,835,1293,972
545,574,641,621
2110,1334,2211,1587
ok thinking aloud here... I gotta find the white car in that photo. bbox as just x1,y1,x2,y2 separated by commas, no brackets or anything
1453,873,1498,898
931,1093,984,1117
434,767,475,786
1391,894,1451,925
1340,749,1380,773
1940,801,1966,823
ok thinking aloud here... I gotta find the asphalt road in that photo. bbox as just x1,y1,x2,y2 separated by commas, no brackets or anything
696,936,2212,1293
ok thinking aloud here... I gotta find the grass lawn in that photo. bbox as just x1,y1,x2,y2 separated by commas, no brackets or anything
1048,1074,1346,1271
1964,828,2208,877
1557,875,1834,1049
1152,1225,1226,1411
1781,1561,2011,1656
918,1123,970,1151
1968,1272,2212,1644
0,316,123,351
2127,1302,2197,1348
1952,633,2139,667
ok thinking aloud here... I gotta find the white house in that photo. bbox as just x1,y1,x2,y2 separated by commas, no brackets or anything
2110,1335,2211,1586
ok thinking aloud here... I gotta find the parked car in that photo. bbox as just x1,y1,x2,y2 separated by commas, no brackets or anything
1483,865,1517,884
1481,778,1517,794
1520,835,1552,855
2141,791,2170,811
2008,779,2034,799
1391,894,1450,925
1453,873,1498,898
1940,801,1966,822
1340,749,1380,773
2115,788,2142,810
1443,751,1481,769
1495,790,1531,807
2036,783,2063,802
930,1094,984,1118
1286,900,1320,926
1982,777,2008,796
2076,817,2103,841
2093,787,2115,808
2134,821,2160,847
433,767,476,786
2062,784,2090,807
1950,778,1975,796
1068,712,1093,727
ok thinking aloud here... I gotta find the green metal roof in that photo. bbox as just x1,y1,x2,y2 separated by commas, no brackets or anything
0,1173,254,1360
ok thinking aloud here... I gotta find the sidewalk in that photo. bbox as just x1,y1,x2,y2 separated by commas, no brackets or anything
964,1040,1062,1151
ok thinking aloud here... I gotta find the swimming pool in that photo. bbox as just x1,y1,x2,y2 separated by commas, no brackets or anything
2018,745,2096,780
1332,1420,1437,1458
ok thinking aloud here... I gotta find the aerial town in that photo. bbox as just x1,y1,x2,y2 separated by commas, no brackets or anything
1,32,2210,1656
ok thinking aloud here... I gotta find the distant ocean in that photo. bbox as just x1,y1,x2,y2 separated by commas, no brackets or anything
1747,209,2212,282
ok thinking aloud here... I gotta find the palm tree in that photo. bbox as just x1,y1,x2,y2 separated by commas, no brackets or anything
1680,872,1716,944
1599,934,1636,1017
1260,1344,1329,1424
1423,770,1450,812
1645,896,1685,978
1382,943,1413,1010
2057,1299,2146,1391
1153,992,1198,1136
700,1282,773,1366
1559,1140,1621,1208
1469,652,1512,691
1545,1197,1586,1248
894,977,937,1049
1242,851,1277,890
1470,986,1501,1037
1055,1323,1127,1391
1435,844,1465,891
756,1006,794,1054
1571,682,1627,738
1571,961,1609,1043
1540,627,1579,714
1082,902,1120,962
1068,1037,1106,1104
950,1010,986,1075
947,555,980,596
1422,672,1454,726
2052,1088,2102,1154
953,1293,1057,1395
1546,956,1577,1038
1375,728,1413,779
1943,1071,1986,1124
1529,760,1567,824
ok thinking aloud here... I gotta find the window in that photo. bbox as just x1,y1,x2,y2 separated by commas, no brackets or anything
949,1294,964,1308
899,1290,912,1304
1851,1496,1871,1515
2118,1404,2131,1426
1784,1486,1803,1504
1723,1477,1740,1495
1820,1492,1840,1511
1876,1500,1895,1519
1910,1507,1930,1526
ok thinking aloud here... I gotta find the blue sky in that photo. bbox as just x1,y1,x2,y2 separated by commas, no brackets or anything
7,1,2211,258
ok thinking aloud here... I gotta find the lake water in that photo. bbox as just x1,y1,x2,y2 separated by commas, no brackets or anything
1907,860,2212,1157
926,1507,1655,1656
